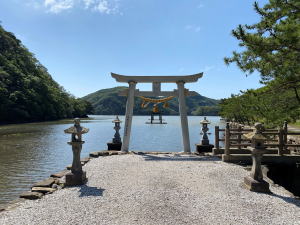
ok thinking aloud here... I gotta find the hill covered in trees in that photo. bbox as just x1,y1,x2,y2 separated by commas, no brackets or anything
82,87,220,115
0,25,93,123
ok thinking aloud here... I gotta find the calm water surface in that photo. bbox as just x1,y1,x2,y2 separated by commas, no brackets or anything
0,115,224,206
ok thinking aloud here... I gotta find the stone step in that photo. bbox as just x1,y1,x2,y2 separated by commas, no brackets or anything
32,178,55,188
98,151,110,156
50,170,69,178
31,187,56,194
109,151,119,155
89,152,100,158
20,192,43,200
89,151,111,157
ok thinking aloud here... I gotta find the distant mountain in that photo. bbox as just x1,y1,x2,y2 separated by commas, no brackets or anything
82,87,220,116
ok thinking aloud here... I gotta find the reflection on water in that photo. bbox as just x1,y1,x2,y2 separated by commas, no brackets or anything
0,115,224,206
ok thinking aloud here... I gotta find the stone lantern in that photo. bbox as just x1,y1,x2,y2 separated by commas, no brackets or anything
243,123,270,193
107,116,122,150
196,117,214,153
64,118,89,186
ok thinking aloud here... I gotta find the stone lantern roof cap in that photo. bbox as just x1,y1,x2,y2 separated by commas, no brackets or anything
200,117,210,124
243,122,267,141
112,116,122,123
64,118,89,135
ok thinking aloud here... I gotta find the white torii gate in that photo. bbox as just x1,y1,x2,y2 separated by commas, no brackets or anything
111,72,203,153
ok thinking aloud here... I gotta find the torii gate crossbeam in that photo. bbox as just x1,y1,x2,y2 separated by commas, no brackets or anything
111,72,203,153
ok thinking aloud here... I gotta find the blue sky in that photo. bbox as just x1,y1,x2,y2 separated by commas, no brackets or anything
0,0,268,99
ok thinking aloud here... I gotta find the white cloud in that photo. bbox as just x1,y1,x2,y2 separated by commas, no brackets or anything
45,0,56,6
93,0,119,14
185,25,201,33
44,0,75,13
95,0,110,14
83,0,95,8
28,0,120,14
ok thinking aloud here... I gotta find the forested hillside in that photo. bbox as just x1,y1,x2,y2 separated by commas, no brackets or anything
0,25,93,123
82,87,220,115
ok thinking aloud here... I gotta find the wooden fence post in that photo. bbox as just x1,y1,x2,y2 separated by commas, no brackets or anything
278,128,284,156
283,121,288,150
215,126,219,151
225,123,230,156
237,125,242,150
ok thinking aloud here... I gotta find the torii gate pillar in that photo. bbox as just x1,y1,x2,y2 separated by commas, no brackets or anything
111,72,203,153
177,81,191,153
122,81,136,152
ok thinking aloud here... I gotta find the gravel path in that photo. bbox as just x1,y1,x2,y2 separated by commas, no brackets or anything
0,154,299,225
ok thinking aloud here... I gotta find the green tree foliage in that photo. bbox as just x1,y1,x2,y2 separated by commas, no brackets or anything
220,83,300,126
0,25,93,123
82,87,220,116
222,0,300,126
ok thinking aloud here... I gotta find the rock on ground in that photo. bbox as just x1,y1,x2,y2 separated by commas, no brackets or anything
0,154,299,225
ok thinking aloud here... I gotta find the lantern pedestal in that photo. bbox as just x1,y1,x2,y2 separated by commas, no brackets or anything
195,144,214,153
65,141,87,186
243,145,270,193
244,176,270,193
65,171,87,186
107,142,122,150
242,123,271,193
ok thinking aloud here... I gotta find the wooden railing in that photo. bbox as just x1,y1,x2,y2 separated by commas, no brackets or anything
213,122,300,156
